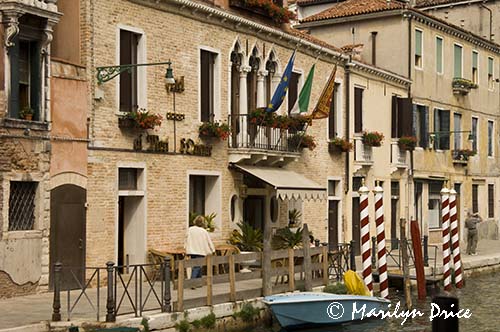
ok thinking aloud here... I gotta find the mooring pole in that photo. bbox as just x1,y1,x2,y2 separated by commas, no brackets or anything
432,293,459,332
400,218,412,310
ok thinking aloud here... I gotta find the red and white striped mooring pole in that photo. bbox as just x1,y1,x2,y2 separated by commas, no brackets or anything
374,182,388,298
441,186,452,291
359,181,373,295
449,188,463,288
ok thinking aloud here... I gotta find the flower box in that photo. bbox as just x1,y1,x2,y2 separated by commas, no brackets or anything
452,78,477,95
398,136,417,151
199,122,231,141
329,137,352,153
452,149,476,161
362,131,384,147
118,117,137,129
119,109,163,130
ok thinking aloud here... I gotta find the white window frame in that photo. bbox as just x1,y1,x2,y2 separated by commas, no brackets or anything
198,45,221,122
115,24,147,114
415,29,424,70
436,35,444,75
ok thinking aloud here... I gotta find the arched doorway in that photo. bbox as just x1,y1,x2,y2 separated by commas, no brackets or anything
49,184,86,290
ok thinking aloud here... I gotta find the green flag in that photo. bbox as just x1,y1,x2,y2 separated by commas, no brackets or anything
290,64,315,116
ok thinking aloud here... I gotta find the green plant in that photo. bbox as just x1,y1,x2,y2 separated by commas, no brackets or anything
272,227,303,249
323,282,348,294
199,312,216,329
453,149,476,161
288,209,302,226
398,136,418,151
241,0,296,23
175,319,191,332
329,137,353,152
452,77,478,89
199,122,231,140
19,107,34,119
233,303,260,323
289,133,316,150
141,318,150,332
124,108,163,129
229,222,263,252
203,212,217,232
189,212,199,227
362,131,384,147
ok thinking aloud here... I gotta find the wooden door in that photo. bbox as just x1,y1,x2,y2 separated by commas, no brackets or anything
50,185,86,290
391,198,399,249
328,200,339,251
352,197,361,255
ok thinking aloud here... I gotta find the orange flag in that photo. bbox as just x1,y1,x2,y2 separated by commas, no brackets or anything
311,65,337,120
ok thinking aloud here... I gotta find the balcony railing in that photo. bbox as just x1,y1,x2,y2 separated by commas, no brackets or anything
228,114,302,153
391,142,407,167
353,137,373,164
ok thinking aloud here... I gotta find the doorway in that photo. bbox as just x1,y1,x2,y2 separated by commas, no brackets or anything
243,196,265,231
117,195,146,273
352,197,361,256
328,200,339,251
50,184,86,290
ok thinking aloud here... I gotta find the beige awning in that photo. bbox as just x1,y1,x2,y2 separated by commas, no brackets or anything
233,165,326,201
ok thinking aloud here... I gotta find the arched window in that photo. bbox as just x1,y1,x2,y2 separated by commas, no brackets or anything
265,52,278,106
247,47,260,113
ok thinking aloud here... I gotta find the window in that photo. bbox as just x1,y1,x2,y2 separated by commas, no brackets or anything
200,49,217,122
415,29,423,68
472,117,478,152
119,168,138,190
391,181,400,197
433,109,450,150
428,181,443,229
454,113,462,151
354,87,363,133
391,96,413,138
488,57,494,90
120,30,139,113
472,51,479,84
488,184,494,218
288,72,301,114
328,83,340,139
472,184,479,214
9,181,37,231
436,37,443,74
352,177,363,192
247,48,260,114
328,180,340,196
488,120,494,156
189,175,206,216
413,105,429,148
453,44,463,78
265,53,277,105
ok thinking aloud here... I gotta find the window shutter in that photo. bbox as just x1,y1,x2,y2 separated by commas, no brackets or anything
488,184,494,218
488,57,494,75
422,107,429,148
454,45,462,78
30,42,41,121
472,52,478,69
436,37,443,72
415,30,422,56
9,36,20,118
472,184,478,213
441,110,450,150
400,98,413,137
391,96,398,138
412,104,418,137
354,87,363,133
200,50,210,122
434,109,440,149
120,31,133,112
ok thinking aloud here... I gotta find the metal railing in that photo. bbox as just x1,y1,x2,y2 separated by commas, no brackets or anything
52,259,172,323
327,242,352,281
228,114,303,153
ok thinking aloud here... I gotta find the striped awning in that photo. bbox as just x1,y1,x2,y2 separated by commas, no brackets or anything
233,165,326,201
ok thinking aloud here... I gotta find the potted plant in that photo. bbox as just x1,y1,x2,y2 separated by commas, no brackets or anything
288,209,302,228
329,137,353,152
198,122,231,141
20,107,34,121
289,133,316,151
288,115,311,132
229,222,263,273
398,136,418,151
119,108,163,130
203,212,217,232
362,131,384,147
452,78,478,94
272,227,304,250
453,149,476,161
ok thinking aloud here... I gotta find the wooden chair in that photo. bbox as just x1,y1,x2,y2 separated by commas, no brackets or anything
215,244,240,274
148,249,175,280
272,257,289,285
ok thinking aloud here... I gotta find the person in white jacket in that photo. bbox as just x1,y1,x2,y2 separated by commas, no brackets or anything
185,216,215,278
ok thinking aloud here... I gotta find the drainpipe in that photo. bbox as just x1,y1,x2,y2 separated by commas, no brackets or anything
479,3,493,41
345,62,351,194
406,12,412,92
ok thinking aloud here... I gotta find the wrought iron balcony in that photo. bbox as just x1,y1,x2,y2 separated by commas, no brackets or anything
228,114,302,165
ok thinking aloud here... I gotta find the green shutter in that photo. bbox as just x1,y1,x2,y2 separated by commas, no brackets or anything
472,51,478,69
454,45,462,78
436,37,443,73
488,57,494,75
415,30,422,56
9,36,20,118
30,41,41,121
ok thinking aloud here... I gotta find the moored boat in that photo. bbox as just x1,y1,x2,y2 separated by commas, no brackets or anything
263,292,391,329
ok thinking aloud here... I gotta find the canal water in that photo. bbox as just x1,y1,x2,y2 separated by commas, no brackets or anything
253,271,499,332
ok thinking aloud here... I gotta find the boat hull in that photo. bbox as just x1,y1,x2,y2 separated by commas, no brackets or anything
263,293,391,329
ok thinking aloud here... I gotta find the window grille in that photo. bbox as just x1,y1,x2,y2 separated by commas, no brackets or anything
9,181,37,231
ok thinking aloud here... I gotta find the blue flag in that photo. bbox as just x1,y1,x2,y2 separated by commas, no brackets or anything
265,51,296,113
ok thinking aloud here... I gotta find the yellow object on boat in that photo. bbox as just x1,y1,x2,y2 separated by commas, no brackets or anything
344,270,371,296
